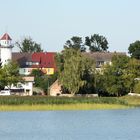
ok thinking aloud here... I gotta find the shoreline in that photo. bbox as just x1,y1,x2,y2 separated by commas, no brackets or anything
0,104,131,111
0,96,139,111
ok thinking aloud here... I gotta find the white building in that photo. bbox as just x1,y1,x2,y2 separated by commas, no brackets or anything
5,76,34,96
0,33,34,95
0,33,13,66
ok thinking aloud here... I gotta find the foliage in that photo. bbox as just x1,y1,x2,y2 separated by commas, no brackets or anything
124,58,140,92
16,37,43,53
55,53,64,73
64,36,86,52
95,70,109,96
57,48,95,95
134,82,140,94
100,55,130,96
128,40,140,59
30,69,58,94
0,61,23,89
0,96,128,106
85,34,108,52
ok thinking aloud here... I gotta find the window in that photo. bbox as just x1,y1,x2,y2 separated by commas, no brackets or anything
96,61,104,68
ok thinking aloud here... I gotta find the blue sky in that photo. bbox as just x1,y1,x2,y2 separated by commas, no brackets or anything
0,0,140,53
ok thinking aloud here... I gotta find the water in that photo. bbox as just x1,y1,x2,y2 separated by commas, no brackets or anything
0,109,140,140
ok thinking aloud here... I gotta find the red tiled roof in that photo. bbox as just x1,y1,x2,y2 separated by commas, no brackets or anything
32,52,56,71
0,33,12,40
12,52,57,71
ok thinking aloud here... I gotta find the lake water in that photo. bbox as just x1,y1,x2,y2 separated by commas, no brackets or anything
0,109,140,140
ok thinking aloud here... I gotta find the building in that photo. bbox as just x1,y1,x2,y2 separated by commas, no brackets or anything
12,52,56,75
0,33,13,66
49,80,62,96
5,76,34,96
0,33,35,95
83,52,126,69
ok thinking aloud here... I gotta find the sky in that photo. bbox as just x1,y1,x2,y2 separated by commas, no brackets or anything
0,0,140,53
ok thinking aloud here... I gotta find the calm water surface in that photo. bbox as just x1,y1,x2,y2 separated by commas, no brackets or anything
0,109,140,140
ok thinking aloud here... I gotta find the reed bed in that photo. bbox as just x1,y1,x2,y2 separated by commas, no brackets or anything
0,96,136,111
0,104,129,111
0,96,128,105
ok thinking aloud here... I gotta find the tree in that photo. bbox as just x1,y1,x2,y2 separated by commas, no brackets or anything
30,69,58,94
64,36,86,52
124,58,140,92
128,40,140,59
101,55,130,96
85,34,108,52
57,48,95,95
134,81,140,94
0,61,23,90
16,37,43,53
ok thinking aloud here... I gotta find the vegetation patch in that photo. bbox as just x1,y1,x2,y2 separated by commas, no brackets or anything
0,96,136,111
0,96,128,105
0,104,129,111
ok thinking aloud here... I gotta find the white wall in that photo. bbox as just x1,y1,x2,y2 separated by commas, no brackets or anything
5,81,34,96
1,47,12,65
19,68,32,75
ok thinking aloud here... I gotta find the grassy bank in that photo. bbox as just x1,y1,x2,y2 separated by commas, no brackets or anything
0,104,129,111
121,96,140,107
0,96,138,111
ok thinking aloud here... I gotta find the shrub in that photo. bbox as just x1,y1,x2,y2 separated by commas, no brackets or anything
134,82,140,94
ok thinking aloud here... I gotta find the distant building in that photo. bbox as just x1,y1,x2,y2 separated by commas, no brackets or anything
0,33,13,66
0,33,35,95
5,76,34,96
12,52,56,75
49,80,62,96
83,52,126,69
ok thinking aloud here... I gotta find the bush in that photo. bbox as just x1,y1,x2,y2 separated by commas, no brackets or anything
134,82,140,94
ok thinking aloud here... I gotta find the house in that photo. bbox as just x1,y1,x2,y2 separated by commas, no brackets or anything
12,52,56,75
49,80,74,97
5,76,34,96
12,52,32,75
0,33,35,96
49,80,62,96
83,52,126,69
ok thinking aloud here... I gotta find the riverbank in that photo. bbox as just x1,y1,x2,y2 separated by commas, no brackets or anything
0,104,129,111
0,96,139,111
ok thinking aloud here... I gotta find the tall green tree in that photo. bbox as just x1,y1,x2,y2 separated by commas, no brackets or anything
57,48,95,95
16,37,43,53
0,61,23,90
85,34,108,52
64,36,86,52
101,55,130,96
124,58,140,92
128,40,140,59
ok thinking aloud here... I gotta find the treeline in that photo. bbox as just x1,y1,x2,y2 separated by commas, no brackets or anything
1,34,140,97
55,34,140,97
29,34,140,96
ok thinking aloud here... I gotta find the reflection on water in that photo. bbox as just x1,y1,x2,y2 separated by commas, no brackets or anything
0,109,140,140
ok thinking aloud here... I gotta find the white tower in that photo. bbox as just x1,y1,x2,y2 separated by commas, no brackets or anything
0,33,13,66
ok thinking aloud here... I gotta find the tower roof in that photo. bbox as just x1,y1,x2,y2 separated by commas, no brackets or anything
0,33,12,40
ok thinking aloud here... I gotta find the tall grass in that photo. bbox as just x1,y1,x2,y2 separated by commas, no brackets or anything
121,96,140,107
0,96,128,106
0,104,129,111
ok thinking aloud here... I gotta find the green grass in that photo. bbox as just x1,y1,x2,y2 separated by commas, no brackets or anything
121,96,140,107
0,96,138,111
0,96,128,105
0,104,129,111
